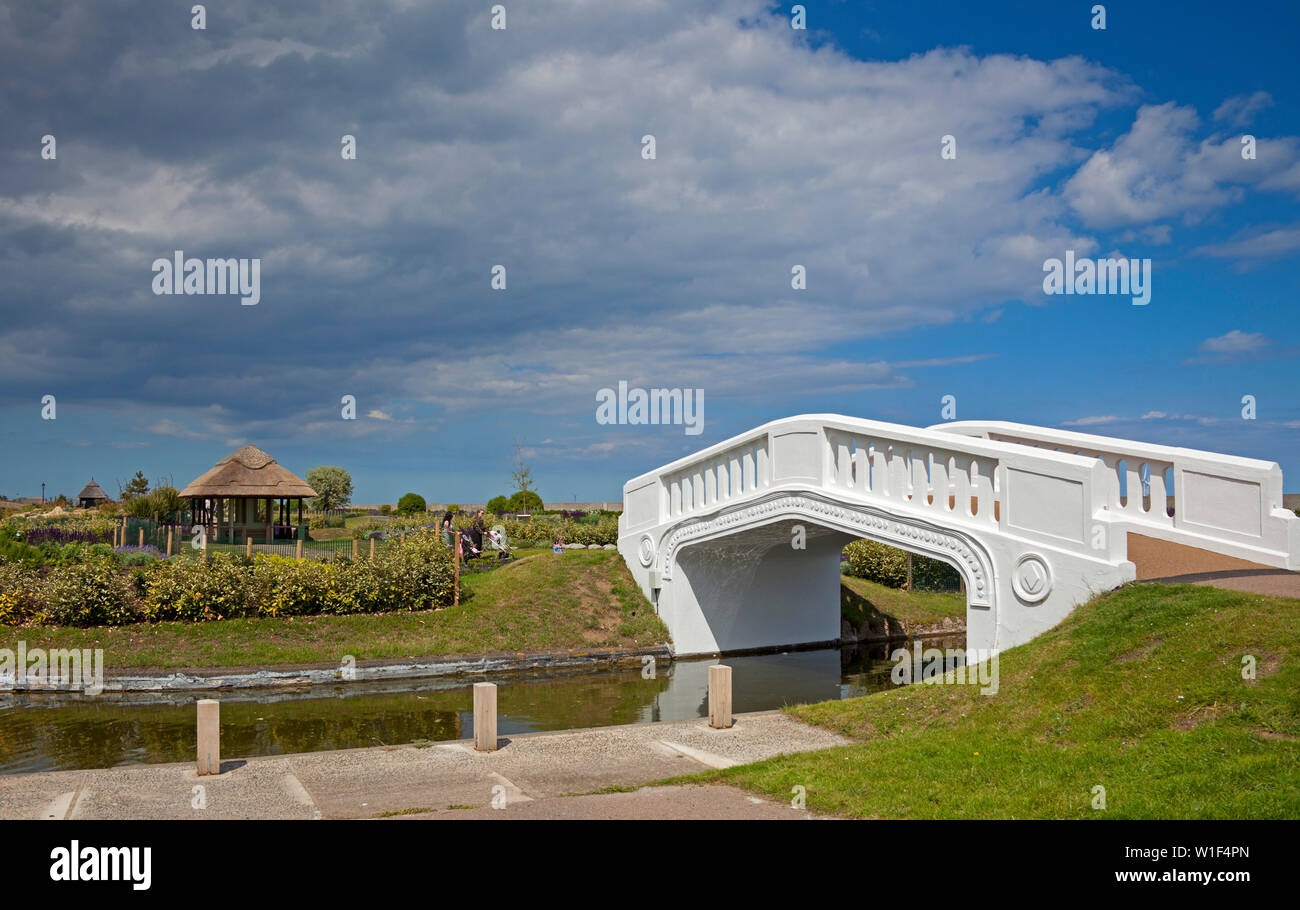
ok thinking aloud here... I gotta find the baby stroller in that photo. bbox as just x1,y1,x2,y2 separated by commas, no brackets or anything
456,528,482,562
484,524,513,560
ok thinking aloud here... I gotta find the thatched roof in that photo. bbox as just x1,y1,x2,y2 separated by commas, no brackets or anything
77,479,110,502
178,445,317,498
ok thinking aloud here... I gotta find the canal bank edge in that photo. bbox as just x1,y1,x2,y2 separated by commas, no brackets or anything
1,619,966,693
3,644,671,693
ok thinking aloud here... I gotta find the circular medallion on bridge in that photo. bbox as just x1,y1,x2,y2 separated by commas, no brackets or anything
638,534,656,567
1012,553,1052,604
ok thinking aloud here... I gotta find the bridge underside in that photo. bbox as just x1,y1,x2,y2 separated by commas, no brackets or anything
666,520,852,655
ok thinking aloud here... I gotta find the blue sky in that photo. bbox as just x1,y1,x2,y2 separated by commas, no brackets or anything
1,0,1297,504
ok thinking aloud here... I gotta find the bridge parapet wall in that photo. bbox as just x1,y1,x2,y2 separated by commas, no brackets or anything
934,421,1300,571
621,415,1127,563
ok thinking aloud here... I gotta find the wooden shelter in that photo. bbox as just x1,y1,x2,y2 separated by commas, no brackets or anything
179,445,317,543
76,479,111,510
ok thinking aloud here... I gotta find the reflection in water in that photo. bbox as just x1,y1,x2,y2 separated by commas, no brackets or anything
0,636,964,774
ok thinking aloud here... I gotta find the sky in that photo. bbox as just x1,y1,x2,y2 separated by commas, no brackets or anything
1,0,1298,504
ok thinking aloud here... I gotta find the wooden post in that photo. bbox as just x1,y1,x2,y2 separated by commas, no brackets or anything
454,532,462,606
166,527,173,557
369,537,375,560
296,539,304,560
246,536,253,557
474,683,497,752
196,699,220,775
352,538,358,559
201,534,208,562
709,664,733,729
138,528,144,548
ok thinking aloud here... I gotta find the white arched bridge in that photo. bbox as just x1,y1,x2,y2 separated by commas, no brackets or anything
618,415,1300,656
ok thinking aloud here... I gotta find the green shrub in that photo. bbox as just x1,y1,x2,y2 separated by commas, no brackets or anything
144,554,254,622
397,493,427,515
842,539,960,591
486,495,510,513
0,562,43,625
42,557,138,626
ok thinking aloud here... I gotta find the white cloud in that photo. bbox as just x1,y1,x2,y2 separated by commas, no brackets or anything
1195,226,1300,262
1213,91,1273,127
1063,415,1122,426
1064,102,1300,228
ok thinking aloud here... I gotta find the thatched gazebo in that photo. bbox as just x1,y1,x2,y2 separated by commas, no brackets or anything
76,479,111,510
179,445,317,544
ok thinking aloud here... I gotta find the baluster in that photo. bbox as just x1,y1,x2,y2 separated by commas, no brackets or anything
756,443,770,489
873,443,889,497
729,452,742,497
1124,460,1143,515
716,457,729,502
889,446,909,502
1145,462,1168,520
670,478,681,516
837,436,851,487
854,438,869,493
951,455,972,517
929,453,949,511
911,449,929,506
743,449,756,492
1098,455,1121,511
971,460,995,522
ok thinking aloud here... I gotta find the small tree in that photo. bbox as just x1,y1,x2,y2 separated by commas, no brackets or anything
306,466,353,511
397,492,426,515
121,471,150,501
486,495,510,514
511,440,535,497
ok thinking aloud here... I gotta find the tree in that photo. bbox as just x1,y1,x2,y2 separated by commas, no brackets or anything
508,490,543,512
510,439,535,497
486,495,510,514
121,471,150,501
397,492,426,515
306,466,353,511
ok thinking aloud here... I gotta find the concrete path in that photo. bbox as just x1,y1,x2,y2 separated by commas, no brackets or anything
0,710,847,820
1128,533,1300,597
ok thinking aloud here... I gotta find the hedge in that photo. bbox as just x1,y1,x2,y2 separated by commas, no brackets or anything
842,539,961,592
0,528,456,627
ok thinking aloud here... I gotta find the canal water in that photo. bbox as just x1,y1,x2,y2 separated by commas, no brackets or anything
0,636,962,774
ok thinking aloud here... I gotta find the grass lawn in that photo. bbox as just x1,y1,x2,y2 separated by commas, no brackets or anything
689,583,1300,818
8,550,668,671
840,574,965,632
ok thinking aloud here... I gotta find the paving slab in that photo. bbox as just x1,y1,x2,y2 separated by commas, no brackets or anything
414,784,823,820
0,710,848,820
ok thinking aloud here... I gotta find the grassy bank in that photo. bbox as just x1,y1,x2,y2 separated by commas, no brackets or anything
4,550,668,670
693,583,1300,818
840,575,965,633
